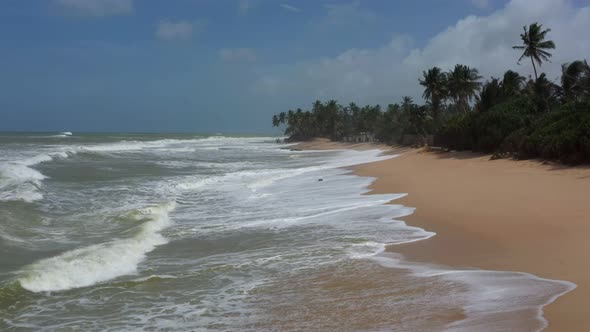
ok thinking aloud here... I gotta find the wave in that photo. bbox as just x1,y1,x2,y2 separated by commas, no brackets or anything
169,149,395,194
0,149,74,202
0,157,54,203
18,202,176,292
50,132,73,138
367,252,575,331
0,163,47,203
0,136,224,202
169,167,327,193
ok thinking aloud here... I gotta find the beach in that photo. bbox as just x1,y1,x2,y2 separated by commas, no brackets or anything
3,133,589,331
296,138,590,331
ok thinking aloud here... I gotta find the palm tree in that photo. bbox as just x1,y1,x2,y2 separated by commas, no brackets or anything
561,60,590,103
513,22,556,80
583,60,590,102
419,67,447,119
400,96,431,141
502,70,526,97
525,73,561,112
476,78,502,112
401,96,414,113
324,99,340,139
447,64,482,112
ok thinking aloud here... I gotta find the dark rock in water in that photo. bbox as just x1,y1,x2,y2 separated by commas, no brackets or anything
318,178,323,182
290,148,302,151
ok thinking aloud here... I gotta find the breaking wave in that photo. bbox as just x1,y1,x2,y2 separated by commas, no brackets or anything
18,202,176,292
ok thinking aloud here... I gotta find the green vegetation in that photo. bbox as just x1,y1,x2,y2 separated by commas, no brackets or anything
272,22,590,164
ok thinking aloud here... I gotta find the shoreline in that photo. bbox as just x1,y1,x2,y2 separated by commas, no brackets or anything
294,139,590,331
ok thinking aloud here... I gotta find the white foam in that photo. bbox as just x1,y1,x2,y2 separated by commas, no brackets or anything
0,163,48,202
368,243,575,331
0,136,226,202
348,241,387,259
18,202,176,292
51,132,72,138
169,149,396,195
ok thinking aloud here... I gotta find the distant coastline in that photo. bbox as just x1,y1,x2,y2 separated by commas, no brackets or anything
273,22,590,165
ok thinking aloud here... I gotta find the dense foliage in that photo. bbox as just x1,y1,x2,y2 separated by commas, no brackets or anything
272,22,590,164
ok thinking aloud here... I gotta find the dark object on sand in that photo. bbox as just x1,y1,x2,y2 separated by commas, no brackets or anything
318,178,323,182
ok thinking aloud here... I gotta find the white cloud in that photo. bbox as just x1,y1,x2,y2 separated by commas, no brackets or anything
54,0,133,17
219,48,257,63
280,4,300,12
155,21,194,41
253,0,590,106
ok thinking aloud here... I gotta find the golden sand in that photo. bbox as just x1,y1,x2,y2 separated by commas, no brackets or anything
295,138,590,331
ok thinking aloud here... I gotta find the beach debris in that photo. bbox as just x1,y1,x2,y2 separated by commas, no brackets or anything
318,178,323,182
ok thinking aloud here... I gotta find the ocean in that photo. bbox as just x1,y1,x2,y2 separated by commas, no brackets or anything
0,133,575,331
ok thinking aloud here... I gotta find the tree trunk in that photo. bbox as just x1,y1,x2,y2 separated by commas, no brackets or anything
530,56,538,81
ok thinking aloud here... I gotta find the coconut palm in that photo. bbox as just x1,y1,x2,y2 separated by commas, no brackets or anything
278,111,286,124
502,70,526,97
401,96,414,110
561,60,590,103
524,73,561,112
513,23,556,80
476,78,502,112
583,60,590,102
447,64,482,112
419,67,447,119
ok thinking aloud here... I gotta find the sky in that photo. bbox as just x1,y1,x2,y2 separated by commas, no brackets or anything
1,0,589,133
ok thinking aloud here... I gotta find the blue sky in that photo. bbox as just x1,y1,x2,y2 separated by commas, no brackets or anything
1,0,588,133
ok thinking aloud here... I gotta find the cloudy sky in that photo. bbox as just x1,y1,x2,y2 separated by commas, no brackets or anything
1,0,589,133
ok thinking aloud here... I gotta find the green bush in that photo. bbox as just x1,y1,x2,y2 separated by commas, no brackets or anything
524,107,590,164
437,97,532,152
471,107,526,153
437,113,475,150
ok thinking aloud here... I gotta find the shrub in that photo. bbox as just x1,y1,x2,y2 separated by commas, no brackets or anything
437,113,475,150
524,106,590,164
437,97,533,152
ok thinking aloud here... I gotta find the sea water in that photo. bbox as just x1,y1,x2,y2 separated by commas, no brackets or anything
0,133,574,331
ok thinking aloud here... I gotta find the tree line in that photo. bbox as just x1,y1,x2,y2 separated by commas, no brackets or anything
272,23,590,164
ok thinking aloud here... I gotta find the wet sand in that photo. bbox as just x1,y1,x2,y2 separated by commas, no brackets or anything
295,138,590,331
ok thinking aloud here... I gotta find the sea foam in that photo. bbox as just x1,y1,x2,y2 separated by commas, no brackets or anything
0,137,217,202
18,202,176,292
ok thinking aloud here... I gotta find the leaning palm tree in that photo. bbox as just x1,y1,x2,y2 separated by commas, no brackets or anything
278,111,286,124
419,67,447,119
447,64,482,112
561,60,590,103
513,23,556,80
272,114,280,127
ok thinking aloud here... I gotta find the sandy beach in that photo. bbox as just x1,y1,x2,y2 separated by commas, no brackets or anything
295,139,590,331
